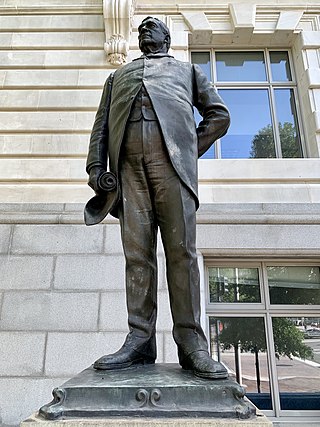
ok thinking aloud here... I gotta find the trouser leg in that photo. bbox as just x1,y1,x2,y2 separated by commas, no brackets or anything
118,120,157,357
141,121,208,361
156,180,208,360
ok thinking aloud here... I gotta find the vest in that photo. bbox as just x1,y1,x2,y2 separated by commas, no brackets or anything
128,85,157,121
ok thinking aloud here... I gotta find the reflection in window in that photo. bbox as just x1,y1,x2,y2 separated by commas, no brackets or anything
207,263,320,416
191,49,304,159
209,267,261,303
274,89,302,158
272,317,320,410
191,51,211,81
270,51,292,81
219,89,275,159
267,266,320,305
193,105,215,159
210,316,272,410
216,51,266,82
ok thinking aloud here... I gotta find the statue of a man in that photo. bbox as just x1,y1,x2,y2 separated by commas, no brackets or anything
85,17,230,379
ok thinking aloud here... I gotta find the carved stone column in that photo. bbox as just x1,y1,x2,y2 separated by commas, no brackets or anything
103,0,135,66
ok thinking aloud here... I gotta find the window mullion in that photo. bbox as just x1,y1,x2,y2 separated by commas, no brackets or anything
261,261,271,309
265,313,282,417
212,50,221,158
269,86,283,158
212,49,217,84
262,261,281,416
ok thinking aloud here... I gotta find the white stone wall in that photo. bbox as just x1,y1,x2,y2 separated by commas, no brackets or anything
1,203,320,425
293,30,320,157
1,0,320,204
0,204,179,425
0,0,109,203
1,0,320,426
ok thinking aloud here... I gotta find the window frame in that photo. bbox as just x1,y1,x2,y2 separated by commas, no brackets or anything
190,48,307,159
205,259,320,419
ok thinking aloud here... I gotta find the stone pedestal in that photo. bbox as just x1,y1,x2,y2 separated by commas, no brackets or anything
34,364,265,422
22,414,272,427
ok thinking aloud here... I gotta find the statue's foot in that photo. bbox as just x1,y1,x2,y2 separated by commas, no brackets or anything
181,350,228,379
93,344,156,370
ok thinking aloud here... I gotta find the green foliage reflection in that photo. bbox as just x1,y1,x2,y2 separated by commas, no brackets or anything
250,122,301,158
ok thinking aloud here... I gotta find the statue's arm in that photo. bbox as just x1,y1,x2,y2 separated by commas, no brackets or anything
86,73,114,192
192,64,230,158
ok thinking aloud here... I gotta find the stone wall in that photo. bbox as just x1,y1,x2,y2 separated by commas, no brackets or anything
1,0,320,426
0,204,180,425
0,0,109,203
1,0,320,205
1,203,320,425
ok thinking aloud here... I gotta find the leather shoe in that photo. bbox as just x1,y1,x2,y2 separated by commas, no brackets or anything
181,350,228,379
93,343,156,370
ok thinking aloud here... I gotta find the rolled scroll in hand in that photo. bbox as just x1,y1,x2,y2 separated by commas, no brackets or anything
97,171,118,193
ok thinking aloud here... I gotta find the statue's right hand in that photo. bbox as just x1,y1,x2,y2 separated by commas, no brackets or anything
88,166,105,194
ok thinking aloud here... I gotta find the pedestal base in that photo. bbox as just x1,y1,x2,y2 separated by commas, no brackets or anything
23,413,272,427
37,364,259,421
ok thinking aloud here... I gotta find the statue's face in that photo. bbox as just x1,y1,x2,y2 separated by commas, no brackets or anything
138,18,168,54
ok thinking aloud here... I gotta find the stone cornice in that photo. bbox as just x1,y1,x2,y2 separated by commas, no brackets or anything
1,2,320,15
0,5,103,15
135,2,320,13
1,203,320,225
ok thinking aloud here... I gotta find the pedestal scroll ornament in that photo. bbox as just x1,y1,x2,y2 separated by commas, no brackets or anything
136,388,162,408
38,387,66,420
103,0,136,65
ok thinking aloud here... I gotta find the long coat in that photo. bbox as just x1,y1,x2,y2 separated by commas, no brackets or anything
85,54,230,225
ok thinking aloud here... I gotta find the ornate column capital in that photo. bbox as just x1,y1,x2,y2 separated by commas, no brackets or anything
103,0,136,66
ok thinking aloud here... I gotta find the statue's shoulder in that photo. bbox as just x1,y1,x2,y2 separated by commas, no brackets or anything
113,58,143,77
166,56,189,65
168,57,193,69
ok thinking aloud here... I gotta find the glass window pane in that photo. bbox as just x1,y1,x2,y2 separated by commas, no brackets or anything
199,144,215,159
193,107,215,159
208,267,261,303
270,51,292,81
192,51,215,158
191,51,211,81
210,316,272,410
219,89,276,158
267,266,320,305
216,52,267,82
272,316,320,410
274,89,303,158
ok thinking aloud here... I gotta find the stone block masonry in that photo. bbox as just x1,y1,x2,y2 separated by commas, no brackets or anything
0,205,174,426
0,291,100,331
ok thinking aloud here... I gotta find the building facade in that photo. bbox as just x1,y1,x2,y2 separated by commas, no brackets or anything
0,0,320,426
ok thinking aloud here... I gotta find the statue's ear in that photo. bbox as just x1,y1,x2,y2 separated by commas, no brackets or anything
164,35,170,49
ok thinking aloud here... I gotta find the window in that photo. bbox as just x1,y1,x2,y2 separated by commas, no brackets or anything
191,50,304,159
206,262,320,419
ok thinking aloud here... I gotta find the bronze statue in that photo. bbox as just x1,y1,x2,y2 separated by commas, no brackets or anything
85,17,230,379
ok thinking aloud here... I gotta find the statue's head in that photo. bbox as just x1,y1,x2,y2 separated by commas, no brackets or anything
138,17,171,54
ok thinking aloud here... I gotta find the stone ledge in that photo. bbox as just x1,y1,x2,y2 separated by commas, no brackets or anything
1,203,320,225
22,413,271,427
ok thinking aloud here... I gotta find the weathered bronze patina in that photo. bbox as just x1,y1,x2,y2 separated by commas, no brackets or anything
39,364,256,420
85,17,230,380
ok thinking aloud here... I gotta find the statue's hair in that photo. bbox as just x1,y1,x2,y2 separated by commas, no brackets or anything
138,16,171,51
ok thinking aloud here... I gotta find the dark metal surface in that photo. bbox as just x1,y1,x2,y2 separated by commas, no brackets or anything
84,17,231,379
39,364,256,421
